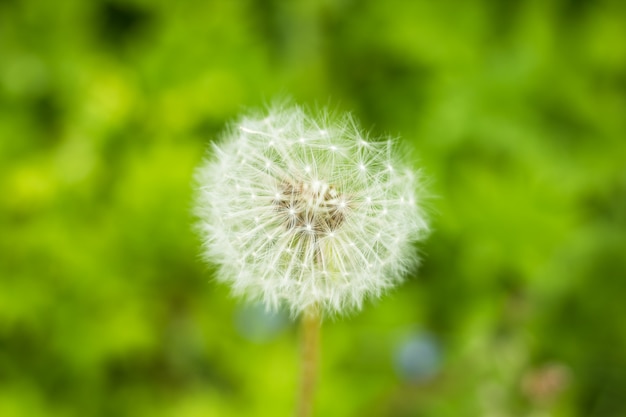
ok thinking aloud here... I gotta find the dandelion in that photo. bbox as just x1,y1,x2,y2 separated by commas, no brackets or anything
195,104,428,315
194,103,429,416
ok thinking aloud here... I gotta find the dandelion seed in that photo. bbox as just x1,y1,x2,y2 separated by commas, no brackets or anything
194,103,429,316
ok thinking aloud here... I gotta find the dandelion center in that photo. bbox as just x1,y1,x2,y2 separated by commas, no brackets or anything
274,178,346,236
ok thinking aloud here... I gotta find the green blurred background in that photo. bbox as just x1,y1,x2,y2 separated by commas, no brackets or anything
1,0,625,416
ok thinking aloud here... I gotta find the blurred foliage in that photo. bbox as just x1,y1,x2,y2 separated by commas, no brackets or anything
1,0,625,416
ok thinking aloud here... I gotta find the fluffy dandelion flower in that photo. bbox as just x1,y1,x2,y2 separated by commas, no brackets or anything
195,104,429,316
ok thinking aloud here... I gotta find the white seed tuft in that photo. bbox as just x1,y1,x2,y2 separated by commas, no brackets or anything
194,104,429,316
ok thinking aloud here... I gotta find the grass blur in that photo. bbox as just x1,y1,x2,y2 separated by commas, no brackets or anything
1,0,625,416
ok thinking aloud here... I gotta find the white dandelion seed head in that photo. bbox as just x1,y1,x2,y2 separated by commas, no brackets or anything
194,104,429,317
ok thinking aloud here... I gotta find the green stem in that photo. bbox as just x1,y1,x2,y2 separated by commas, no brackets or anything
296,305,320,417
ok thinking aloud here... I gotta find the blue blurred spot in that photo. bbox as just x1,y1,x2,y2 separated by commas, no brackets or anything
234,303,290,343
394,332,441,382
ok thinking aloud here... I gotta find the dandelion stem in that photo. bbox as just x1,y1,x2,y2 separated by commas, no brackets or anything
296,305,320,417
